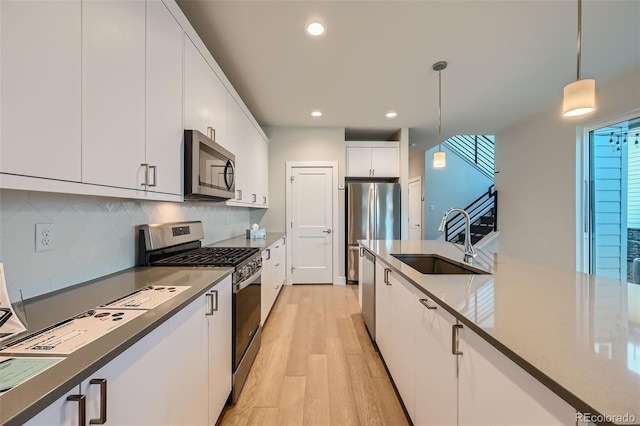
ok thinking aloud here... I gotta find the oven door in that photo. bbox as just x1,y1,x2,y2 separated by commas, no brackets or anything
232,269,261,371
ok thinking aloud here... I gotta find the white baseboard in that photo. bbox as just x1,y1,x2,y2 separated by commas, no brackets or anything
335,276,346,285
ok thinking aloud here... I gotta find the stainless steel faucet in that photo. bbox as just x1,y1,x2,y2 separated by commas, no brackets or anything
438,208,477,263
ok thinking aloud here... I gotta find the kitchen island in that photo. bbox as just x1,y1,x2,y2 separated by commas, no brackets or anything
360,239,640,425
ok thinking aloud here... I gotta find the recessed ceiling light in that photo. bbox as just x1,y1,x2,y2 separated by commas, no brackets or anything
305,21,325,37
385,111,398,118
311,111,322,117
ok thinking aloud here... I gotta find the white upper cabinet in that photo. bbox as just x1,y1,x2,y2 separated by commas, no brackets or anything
145,0,183,195
346,146,372,177
252,131,269,206
346,142,399,177
0,0,81,181
226,92,269,208
184,36,227,149
81,0,146,189
226,93,249,202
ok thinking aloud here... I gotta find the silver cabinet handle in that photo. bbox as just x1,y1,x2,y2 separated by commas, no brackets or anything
452,324,463,356
237,189,243,200
419,299,437,310
252,193,257,202
67,394,86,426
206,291,218,315
384,268,391,285
207,126,216,141
89,379,107,424
212,290,218,313
140,163,149,187
372,168,375,176
263,196,267,204
369,168,372,176
359,247,364,257
265,248,271,260
322,229,332,234
148,165,157,188
275,263,280,267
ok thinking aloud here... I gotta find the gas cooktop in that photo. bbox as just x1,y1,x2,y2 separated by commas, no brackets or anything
152,247,259,267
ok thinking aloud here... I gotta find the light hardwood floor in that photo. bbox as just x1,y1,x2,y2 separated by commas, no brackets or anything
220,285,409,426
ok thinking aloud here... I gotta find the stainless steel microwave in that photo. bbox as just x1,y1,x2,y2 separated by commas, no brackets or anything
184,130,235,200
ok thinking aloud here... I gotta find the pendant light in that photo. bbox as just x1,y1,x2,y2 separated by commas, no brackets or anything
433,61,447,168
563,0,595,117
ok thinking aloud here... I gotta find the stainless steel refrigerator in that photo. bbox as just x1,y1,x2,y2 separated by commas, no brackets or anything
346,182,401,283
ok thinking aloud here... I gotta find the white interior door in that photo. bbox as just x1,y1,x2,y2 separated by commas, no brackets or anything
290,166,333,283
408,177,422,240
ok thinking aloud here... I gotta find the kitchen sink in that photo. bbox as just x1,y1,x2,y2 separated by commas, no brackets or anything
390,254,489,275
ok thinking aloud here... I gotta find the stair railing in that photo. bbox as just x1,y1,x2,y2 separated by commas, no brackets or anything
444,135,494,179
445,185,497,243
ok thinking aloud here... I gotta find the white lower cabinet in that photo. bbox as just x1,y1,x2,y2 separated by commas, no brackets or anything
457,324,576,425
261,238,285,325
375,261,578,426
207,276,233,423
414,293,458,426
26,321,170,426
25,276,233,426
374,259,415,419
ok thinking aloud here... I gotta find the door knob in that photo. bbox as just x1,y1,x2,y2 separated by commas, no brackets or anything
322,229,332,234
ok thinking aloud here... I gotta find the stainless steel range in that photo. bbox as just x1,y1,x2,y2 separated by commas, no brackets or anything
138,221,261,404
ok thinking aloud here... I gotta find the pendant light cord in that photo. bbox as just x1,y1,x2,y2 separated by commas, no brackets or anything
576,0,582,80
438,68,442,136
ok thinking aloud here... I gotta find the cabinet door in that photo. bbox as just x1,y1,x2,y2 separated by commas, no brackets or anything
166,290,210,425
254,133,269,206
375,261,391,358
82,321,170,425
1,0,81,182
414,295,458,426
261,248,276,325
24,385,82,426
81,0,146,189
387,269,416,420
346,147,373,177
184,36,211,136
145,0,183,195
208,276,233,423
458,325,576,425
371,146,399,177
226,95,250,202
274,240,286,291
183,36,227,147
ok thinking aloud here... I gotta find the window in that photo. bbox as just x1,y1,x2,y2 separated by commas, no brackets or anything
587,115,640,284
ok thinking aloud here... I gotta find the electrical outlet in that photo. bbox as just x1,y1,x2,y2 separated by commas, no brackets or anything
35,223,55,252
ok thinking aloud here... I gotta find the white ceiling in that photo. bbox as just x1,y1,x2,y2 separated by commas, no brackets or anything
176,0,640,148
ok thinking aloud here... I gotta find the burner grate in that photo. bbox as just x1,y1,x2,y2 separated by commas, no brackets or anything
153,247,259,267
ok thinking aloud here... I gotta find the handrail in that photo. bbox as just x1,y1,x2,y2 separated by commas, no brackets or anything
444,135,495,179
445,185,497,243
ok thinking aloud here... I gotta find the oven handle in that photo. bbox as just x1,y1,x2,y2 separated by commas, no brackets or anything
234,269,261,293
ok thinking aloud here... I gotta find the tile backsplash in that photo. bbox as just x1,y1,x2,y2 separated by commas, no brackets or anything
0,189,250,300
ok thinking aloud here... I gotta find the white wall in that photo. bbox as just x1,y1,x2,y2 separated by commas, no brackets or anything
0,189,250,300
251,127,346,278
424,145,494,239
495,69,640,271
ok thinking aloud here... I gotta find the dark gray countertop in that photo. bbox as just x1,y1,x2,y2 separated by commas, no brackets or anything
360,239,640,424
207,232,285,250
0,266,232,426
